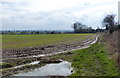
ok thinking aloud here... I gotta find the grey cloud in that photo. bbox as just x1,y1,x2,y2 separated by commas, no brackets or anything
1,1,30,13
1,0,118,30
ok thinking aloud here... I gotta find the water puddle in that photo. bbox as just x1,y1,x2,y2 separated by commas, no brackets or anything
13,61,39,69
14,61,73,76
29,61,39,65
90,35,99,44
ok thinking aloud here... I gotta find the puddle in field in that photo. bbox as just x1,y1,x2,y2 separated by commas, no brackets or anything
14,61,73,76
91,35,99,44
13,61,39,69
29,61,39,65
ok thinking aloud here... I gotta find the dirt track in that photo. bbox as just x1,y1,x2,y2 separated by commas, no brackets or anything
2,35,98,59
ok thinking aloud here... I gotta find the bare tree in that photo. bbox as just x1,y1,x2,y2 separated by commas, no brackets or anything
102,14,116,34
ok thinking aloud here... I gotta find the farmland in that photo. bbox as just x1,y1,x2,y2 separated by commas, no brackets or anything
1,33,118,76
1,33,118,77
2,34,94,50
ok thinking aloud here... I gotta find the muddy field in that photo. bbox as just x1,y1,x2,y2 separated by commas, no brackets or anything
2,34,118,77
1,34,99,77
2,35,97,59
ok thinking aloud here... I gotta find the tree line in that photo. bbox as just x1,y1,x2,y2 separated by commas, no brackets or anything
102,14,119,34
72,22,97,33
72,14,120,34
1,30,73,35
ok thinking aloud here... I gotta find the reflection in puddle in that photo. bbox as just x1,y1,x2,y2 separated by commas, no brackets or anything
14,61,73,76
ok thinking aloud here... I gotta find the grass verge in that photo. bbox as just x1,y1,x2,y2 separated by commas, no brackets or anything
50,38,118,76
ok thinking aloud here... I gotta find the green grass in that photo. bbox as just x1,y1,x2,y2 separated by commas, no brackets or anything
70,43,118,76
2,34,94,50
50,41,118,76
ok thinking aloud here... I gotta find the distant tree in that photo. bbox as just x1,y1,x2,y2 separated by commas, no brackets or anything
102,14,115,34
88,27,92,33
96,27,101,32
35,31,39,34
72,22,82,33
30,32,34,34
72,22,96,33
72,22,89,33
51,31,55,34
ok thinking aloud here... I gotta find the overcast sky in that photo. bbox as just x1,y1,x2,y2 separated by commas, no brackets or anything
0,0,119,30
